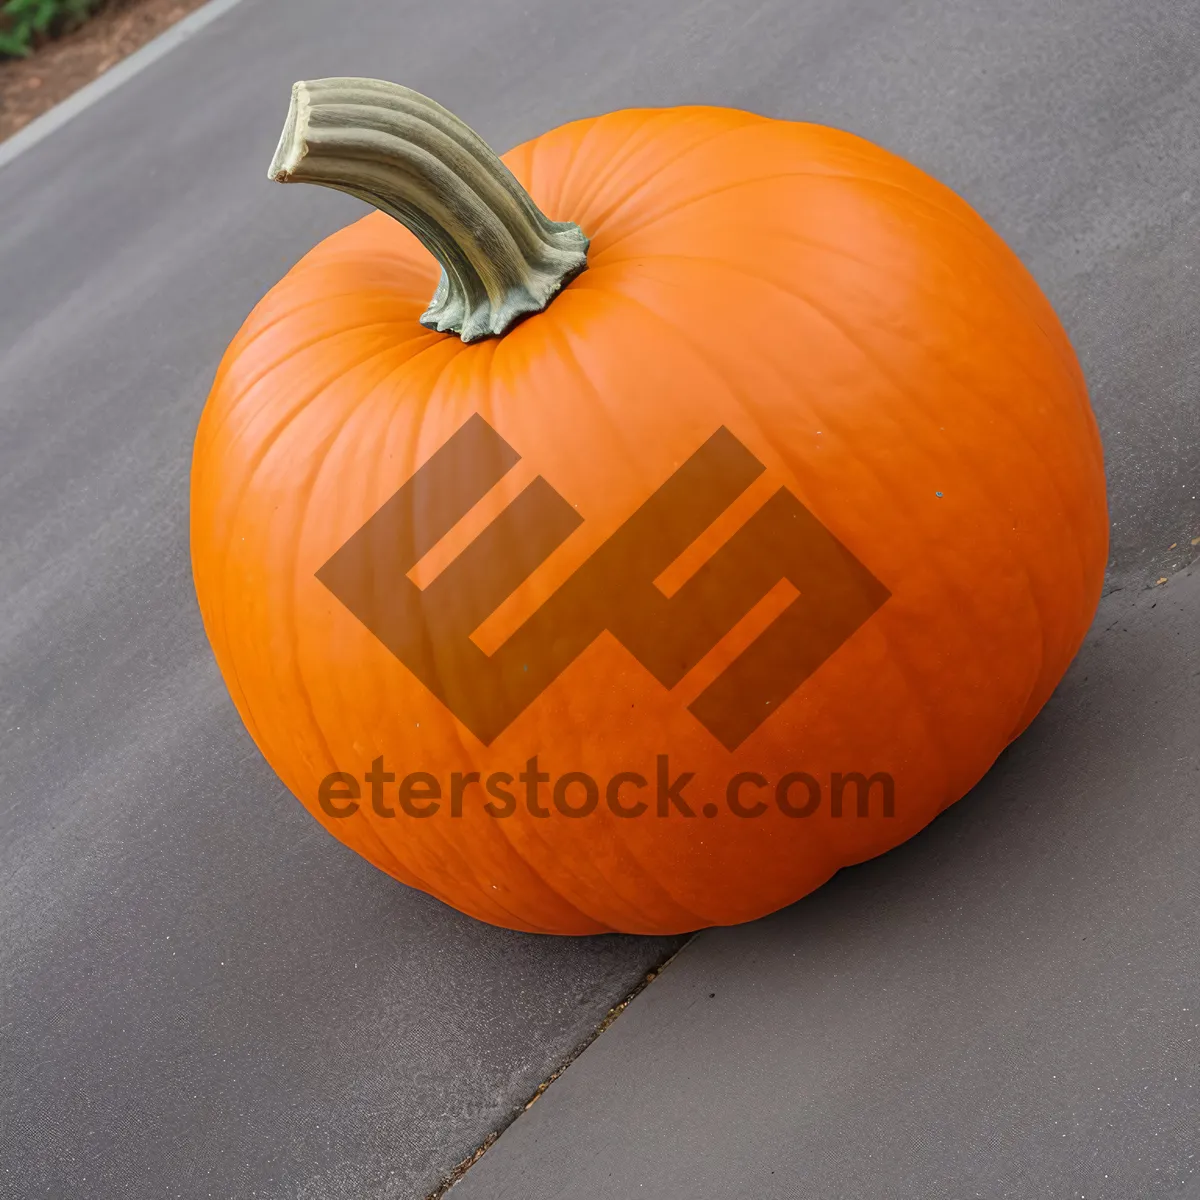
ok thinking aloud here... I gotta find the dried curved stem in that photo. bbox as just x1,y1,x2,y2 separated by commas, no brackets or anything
269,78,589,342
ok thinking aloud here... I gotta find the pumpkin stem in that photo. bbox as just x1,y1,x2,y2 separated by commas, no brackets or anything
268,78,589,343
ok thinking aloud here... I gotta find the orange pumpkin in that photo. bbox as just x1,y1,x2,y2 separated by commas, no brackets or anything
190,78,1108,935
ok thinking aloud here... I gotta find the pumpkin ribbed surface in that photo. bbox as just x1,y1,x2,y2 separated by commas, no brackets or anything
192,105,1107,934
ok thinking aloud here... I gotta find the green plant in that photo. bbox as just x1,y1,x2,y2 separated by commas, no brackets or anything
0,0,99,58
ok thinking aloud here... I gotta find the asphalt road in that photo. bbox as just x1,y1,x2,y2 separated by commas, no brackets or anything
1,0,1196,1198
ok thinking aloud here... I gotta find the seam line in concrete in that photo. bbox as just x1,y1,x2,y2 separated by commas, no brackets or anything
425,935,696,1199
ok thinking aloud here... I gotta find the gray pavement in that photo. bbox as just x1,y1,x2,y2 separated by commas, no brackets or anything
1,0,1197,1198
453,567,1200,1200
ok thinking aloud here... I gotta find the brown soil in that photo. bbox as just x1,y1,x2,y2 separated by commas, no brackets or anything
0,0,210,143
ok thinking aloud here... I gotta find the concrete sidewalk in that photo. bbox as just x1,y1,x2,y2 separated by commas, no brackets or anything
1,0,1196,1197
452,567,1200,1199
